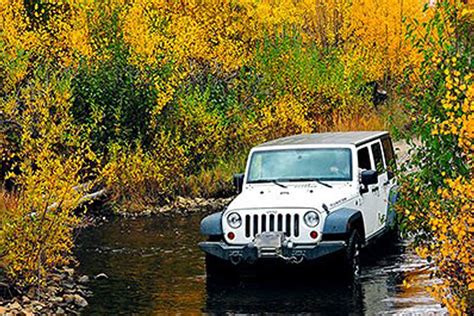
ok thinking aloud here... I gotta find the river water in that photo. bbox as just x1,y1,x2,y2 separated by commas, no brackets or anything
75,212,446,314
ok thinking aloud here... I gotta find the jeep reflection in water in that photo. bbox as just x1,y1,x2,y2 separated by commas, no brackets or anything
199,131,398,277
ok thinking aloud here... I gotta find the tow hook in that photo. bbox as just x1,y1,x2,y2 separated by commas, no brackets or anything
278,254,304,264
229,251,242,265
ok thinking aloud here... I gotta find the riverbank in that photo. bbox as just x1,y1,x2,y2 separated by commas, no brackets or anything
113,196,234,218
1,267,91,315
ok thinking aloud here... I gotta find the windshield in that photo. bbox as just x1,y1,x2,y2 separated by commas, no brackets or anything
247,148,352,183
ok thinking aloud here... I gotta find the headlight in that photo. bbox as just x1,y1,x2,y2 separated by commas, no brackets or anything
227,212,242,229
304,211,320,227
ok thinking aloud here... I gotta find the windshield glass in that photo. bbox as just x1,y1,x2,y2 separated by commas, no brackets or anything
247,148,352,183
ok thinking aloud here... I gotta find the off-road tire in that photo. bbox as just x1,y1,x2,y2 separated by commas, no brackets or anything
342,230,362,278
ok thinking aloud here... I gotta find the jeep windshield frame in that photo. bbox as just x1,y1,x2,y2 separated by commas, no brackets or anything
246,147,353,184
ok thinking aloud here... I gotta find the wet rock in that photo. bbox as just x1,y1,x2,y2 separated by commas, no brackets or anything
65,308,80,315
73,294,88,308
51,296,63,304
47,285,60,295
51,273,64,282
30,300,43,306
63,294,75,303
10,301,22,310
63,267,75,277
78,275,89,284
62,281,75,290
56,307,65,315
94,273,109,280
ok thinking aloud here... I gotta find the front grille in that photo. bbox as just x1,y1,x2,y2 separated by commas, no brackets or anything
244,212,300,238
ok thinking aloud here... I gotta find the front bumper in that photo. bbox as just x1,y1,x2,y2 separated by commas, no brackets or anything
199,240,346,264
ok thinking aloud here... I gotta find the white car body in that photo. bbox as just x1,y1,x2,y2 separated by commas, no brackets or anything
200,131,398,269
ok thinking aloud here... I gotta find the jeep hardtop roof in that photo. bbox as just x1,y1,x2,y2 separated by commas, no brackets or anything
256,131,388,148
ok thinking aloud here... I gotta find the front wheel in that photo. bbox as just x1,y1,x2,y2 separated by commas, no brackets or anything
342,230,362,278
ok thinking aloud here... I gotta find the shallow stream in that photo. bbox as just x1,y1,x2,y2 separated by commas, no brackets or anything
75,212,446,314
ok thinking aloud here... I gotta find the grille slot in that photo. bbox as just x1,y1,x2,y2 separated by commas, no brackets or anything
285,214,291,236
244,212,300,239
245,215,250,237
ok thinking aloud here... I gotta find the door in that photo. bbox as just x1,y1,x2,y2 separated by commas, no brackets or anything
369,141,389,234
356,146,379,237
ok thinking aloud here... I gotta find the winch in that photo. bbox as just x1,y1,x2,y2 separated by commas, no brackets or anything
252,232,304,264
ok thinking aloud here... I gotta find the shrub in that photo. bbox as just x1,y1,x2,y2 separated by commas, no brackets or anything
396,2,473,313
102,131,188,212
0,66,92,288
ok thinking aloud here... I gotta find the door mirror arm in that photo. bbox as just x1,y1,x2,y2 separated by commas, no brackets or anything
359,185,369,195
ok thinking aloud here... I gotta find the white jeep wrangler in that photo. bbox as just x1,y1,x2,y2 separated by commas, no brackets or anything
199,131,398,277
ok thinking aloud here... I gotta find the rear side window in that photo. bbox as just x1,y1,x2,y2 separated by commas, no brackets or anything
371,142,385,173
357,147,372,170
381,137,396,179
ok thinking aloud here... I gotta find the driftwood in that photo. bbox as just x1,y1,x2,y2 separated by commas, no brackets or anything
46,186,107,211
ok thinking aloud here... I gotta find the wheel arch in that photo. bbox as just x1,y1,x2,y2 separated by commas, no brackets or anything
200,211,223,236
322,208,365,243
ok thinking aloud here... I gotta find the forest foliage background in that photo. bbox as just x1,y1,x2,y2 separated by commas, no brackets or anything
0,0,472,313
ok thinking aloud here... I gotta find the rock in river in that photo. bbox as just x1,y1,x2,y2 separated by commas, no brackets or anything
73,294,88,308
78,275,90,284
94,273,109,280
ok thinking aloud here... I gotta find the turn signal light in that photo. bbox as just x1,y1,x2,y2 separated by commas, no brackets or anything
310,231,318,239
227,232,235,240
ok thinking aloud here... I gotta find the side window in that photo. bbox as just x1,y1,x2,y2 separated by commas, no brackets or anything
381,137,396,179
357,147,372,170
371,142,385,174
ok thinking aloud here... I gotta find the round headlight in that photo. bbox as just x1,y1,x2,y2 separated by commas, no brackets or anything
227,212,242,229
304,211,320,227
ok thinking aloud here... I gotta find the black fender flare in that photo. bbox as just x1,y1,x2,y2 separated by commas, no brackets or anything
386,184,399,229
200,211,223,236
322,208,365,242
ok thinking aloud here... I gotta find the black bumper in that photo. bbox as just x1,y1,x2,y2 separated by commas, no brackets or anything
198,241,346,263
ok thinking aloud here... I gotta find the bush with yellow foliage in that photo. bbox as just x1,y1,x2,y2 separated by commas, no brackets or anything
396,2,473,314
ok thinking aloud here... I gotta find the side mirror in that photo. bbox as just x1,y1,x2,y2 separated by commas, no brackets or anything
233,173,244,194
361,170,378,186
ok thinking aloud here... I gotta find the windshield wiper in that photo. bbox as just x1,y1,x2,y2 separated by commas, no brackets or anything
287,177,333,188
271,179,287,188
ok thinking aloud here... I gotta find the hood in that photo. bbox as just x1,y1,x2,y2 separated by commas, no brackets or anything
227,182,358,211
